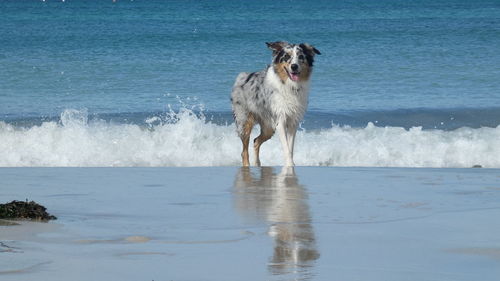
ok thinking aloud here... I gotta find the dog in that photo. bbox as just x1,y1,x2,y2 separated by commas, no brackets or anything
231,41,320,166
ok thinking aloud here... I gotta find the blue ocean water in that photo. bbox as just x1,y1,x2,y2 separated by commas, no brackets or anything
1,0,500,167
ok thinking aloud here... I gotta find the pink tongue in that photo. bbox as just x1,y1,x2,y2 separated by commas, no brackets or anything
290,73,300,81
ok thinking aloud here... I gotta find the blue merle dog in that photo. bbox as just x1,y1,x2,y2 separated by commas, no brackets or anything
231,41,321,166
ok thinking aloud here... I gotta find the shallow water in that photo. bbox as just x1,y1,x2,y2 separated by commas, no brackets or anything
1,167,500,280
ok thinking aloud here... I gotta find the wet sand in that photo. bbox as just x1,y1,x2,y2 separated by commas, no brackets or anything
1,167,500,281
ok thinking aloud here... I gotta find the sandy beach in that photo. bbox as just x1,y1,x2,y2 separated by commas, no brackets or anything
1,167,500,281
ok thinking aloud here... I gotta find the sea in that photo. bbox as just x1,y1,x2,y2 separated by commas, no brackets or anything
1,0,500,167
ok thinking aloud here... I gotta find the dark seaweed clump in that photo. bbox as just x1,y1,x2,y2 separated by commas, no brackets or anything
0,200,57,221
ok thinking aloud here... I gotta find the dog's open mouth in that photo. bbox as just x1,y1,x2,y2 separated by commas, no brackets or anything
285,68,300,82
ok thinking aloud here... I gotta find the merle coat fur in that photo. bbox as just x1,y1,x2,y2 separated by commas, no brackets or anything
231,41,320,166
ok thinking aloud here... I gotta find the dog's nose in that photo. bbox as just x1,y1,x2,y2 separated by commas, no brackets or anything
291,64,299,71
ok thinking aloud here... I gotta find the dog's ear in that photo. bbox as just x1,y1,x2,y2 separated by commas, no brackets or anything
300,43,321,56
266,41,287,54
299,43,321,67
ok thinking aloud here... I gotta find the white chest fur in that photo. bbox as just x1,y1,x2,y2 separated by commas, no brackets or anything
265,68,309,124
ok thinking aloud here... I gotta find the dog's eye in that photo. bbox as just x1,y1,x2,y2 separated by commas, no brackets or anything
282,54,291,61
298,55,305,60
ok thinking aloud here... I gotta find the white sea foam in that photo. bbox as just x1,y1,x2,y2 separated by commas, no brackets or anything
1,109,500,168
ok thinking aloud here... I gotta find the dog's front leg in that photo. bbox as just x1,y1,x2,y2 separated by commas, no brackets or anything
276,120,295,166
286,122,297,158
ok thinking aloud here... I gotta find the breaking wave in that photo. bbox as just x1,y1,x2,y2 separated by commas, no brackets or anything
1,108,500,168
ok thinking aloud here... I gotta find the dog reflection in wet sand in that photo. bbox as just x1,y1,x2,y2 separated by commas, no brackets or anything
233,167,319,276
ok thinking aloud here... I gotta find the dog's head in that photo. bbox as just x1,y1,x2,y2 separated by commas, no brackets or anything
266,41,321,83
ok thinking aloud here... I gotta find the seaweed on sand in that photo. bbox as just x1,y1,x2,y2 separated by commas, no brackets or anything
0,200,57,221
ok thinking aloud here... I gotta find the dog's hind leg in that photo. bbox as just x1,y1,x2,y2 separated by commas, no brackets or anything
253,125,274,166
240,113,255,167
